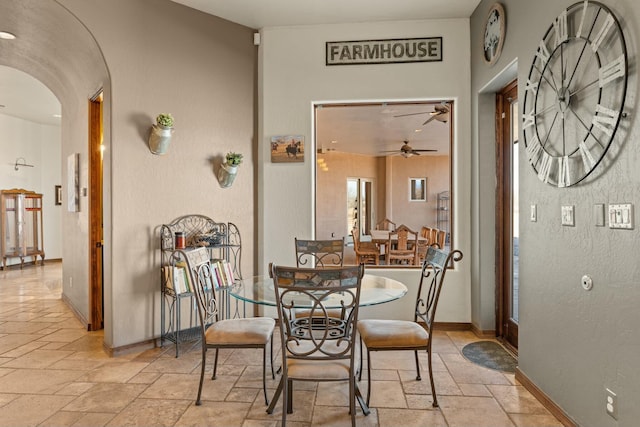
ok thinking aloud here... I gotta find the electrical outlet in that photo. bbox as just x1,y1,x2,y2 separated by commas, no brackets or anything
606,388,618,420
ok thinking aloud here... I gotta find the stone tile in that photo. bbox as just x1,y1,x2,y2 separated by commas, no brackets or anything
2,349,74,368
368,380,407,408
246,389,314,423
70,412,116,427
40,410,85,427
0,368,84,394
488,384,551,415
106,398,191,427
0,393,19,407
0,321,55,334
55,382,96,396
241,420,278,427
79,361,148,383
38,328,89,343
441,353,512,385
62,383,147,413
140,372,235,401
438,396,516,427
378,408,447,427
127,371,162,384
175,401,251,427
0,394,74,427
227,388,260,403
0,333,42,355
510,413,565,427
311,405,377,426
458,383,493,397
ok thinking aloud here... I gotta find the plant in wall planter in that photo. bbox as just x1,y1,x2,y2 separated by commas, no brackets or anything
148,113,175,155
218,152,243,188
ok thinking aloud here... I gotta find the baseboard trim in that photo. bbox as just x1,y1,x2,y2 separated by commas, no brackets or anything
515,368,577,427
61,293,88,328
470,323,496,338
433,322,472,331
104,339,156,357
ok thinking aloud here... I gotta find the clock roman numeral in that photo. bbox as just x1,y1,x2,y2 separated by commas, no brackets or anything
576,1,588,38
525,79,538,96
536,41,551,67
538,152,552,184
591,13,614,53
579,140,597,172
557,156,571,188
592,104,619,137
599,55,626,87
554,11,568,48
523,110,535,129
526,135,543,164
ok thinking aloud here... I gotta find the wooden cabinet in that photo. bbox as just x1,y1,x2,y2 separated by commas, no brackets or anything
1,189,45,269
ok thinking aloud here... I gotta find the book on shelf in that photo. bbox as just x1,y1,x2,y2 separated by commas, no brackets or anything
176,261,192,293
162,266,174,292
172,265,187,294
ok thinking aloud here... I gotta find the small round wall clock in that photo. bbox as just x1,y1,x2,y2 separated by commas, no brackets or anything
522,0,628,187
483,3,506,65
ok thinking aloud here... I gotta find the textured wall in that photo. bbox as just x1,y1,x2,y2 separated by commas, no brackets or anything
470,0,640,425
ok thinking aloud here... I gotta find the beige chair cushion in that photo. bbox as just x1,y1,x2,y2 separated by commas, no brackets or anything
205,317,275,345
358,319,428,349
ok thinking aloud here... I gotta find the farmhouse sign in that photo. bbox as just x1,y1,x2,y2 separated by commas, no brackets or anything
326,37,442,66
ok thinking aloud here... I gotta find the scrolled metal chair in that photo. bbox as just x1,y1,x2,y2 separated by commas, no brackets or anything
294,237,344,268
185,247,275,406
268,263,367,427
357,247,463,408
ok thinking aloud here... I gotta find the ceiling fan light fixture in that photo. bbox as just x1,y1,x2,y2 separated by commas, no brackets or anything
401,151,413,158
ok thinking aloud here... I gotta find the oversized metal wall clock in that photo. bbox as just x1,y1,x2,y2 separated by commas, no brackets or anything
522,0,628,187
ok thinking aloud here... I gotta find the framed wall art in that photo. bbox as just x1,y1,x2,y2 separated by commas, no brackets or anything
270,135,304,163
67,153,80,212
409,178,427,202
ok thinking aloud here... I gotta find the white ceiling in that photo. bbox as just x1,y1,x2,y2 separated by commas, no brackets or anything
0,65,61,126
171,0,481,28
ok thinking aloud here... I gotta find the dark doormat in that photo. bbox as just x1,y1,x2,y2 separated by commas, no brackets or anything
461,341,517,373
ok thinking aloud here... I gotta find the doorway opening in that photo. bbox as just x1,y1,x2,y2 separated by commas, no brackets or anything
88,91,104,331
496,79,518,352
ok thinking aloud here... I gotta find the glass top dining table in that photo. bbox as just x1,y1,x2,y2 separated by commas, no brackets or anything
227,273,408,308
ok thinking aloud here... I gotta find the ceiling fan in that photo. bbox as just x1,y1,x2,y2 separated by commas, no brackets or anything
381,141,437,158
394,102,450,126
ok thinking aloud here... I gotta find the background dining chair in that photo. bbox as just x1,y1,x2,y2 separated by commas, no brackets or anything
295,237,344,267
185,247,275,406
375,218,396,231
386,224,418,265
268,263,366,427
357,247,463,408
351,227,379,265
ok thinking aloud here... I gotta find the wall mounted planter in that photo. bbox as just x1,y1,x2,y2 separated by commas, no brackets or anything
217,162,238,188
148,124,174,155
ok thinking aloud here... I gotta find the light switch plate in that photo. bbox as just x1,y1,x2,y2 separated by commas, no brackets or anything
594,204,605,227
561,205,575,226
609,203,634,229
530,204,537,222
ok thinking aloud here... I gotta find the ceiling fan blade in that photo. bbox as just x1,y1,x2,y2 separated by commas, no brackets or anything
422,115,437,125
412,149,438,152
393,111,431,118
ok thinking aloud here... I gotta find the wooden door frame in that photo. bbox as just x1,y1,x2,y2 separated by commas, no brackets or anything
88,91,103,331
495,79,518,353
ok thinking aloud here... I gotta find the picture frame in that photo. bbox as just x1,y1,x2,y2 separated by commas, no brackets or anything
55,185,62,206
67,153,80,212
270,135,304,163
409,178,427,202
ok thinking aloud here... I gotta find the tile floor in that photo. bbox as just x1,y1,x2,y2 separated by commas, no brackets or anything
0,262,564,427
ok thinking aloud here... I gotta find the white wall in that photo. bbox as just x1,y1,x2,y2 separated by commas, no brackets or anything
0,114,62,266
259,19,472,323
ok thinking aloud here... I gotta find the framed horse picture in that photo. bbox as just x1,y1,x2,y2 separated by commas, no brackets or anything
270,135,304,163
